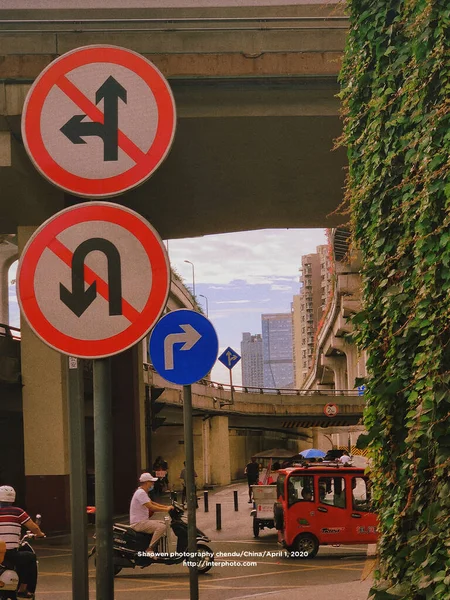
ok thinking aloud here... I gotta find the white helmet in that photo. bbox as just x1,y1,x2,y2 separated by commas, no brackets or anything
0,486,16,503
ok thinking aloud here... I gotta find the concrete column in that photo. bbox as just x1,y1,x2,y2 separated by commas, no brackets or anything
19,224,70,532
345,344,358,389
0,236,18,325
111,346,141,515
322,355,347,390
209,415,230,486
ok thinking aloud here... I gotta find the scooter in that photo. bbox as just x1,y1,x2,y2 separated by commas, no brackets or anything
0,515,42,600
89,502,214,575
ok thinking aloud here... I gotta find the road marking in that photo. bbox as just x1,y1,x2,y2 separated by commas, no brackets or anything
226,591,287,600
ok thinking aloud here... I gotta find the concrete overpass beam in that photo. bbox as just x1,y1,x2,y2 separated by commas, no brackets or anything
209,415,230,486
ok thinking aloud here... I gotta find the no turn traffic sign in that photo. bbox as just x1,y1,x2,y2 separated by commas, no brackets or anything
17,202,170,358
21,45,176,198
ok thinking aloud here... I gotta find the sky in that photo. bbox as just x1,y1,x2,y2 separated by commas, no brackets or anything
8,227,327,385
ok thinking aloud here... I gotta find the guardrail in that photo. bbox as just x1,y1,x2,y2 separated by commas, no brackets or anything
146,364,361,397
201,381,361,397
0,323,21,340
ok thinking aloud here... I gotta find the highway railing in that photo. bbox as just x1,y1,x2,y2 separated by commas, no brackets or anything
0,323,21,340
199,380,361,397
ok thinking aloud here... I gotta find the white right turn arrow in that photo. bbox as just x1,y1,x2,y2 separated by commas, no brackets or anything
163,324,202,370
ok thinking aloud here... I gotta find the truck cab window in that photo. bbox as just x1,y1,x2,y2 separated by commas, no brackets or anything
318,477,346,508
287,475,314,507
352,477,373,512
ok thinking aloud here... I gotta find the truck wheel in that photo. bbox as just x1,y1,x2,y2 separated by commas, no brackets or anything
294,533,319,558
253,518,260,538
273,502,284,531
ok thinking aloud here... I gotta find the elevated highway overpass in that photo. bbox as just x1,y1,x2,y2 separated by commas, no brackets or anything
0,2,357,532
0,1,348,237
148,368,365,431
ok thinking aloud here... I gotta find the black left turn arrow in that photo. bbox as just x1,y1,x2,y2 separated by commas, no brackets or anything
60,76,127,162
60,238,123,318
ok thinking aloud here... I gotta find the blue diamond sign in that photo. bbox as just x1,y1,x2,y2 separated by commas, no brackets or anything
218,347,241,370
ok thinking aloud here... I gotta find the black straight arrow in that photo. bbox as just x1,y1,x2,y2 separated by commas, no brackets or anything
96,76,127,161
60,76,127,162
60,238,123,318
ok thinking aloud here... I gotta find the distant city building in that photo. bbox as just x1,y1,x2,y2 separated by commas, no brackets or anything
240,332,263,388
293,244,333,387
261,313,294,389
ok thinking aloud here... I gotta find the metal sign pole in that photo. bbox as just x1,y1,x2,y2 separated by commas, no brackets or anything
67,356,89,600
93,358,114,600
183,384,199,600
229,368,234,404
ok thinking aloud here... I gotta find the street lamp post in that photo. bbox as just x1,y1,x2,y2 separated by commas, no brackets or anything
184,260,196,298
199,294,209,317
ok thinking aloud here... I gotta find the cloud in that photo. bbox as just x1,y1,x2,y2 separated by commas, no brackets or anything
167,228,326,286
271,285,294,291
215,300,250,305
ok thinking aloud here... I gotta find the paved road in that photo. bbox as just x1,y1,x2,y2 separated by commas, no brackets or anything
33,483,370,599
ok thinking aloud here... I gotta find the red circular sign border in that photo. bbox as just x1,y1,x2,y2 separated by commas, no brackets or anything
17,203,170,359
323,403,338,417
22,45,176,198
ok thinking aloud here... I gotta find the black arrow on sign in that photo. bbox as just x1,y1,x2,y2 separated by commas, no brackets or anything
60,238,123,318
60,76,127,162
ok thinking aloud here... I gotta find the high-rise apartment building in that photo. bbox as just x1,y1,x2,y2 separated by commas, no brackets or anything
318,244,333,312
240,332,263,388
261,313,294,389
293,244,333,387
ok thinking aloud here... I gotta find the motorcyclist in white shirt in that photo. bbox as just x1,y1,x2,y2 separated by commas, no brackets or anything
129,473,171,559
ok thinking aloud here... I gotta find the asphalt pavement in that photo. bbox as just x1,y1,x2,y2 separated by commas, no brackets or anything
34,481,376,599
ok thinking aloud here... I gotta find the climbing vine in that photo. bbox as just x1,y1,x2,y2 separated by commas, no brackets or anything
339,1,450,598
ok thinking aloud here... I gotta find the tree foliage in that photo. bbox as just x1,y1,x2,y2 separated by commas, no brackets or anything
339,1,450,598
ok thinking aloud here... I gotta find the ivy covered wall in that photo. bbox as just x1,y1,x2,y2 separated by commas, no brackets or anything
339,1,449,599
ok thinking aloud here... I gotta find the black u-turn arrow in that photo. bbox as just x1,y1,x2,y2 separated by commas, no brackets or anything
60,238,123,317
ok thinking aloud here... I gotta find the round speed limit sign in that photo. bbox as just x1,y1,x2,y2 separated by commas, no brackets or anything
324,403,338,418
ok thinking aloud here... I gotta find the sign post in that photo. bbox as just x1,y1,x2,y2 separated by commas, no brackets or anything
67,356,89,600
149,309,219,600
93,357,114,600
16,203,170,600
218,346,241,403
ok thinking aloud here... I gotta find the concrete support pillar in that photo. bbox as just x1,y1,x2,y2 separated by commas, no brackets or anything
209,415,230,486
345,344,358,390
0,236,18,325
111,346,141,515
322,355,347,390
19,224,70,532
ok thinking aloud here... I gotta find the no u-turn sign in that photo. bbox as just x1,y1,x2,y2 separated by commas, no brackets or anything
21,45,176,198
17,202,170,358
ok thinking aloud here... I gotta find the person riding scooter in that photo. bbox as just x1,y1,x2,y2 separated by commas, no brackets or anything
0,485,45,599
129,473,171,560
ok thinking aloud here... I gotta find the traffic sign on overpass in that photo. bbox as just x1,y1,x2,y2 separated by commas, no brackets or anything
17,202,170,358
149,309,219,385
21,45,176,198
218,346,241,369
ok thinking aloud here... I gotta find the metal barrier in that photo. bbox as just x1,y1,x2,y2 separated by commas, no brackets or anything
0,323,21,340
